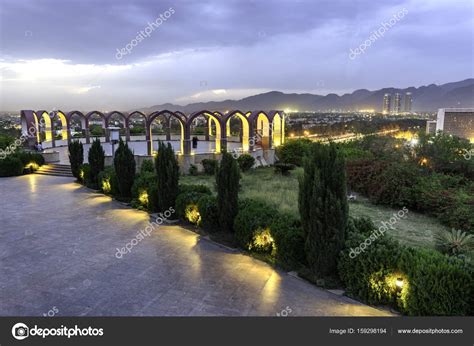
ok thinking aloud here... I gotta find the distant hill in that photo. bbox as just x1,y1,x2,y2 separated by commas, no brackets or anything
139,79,474,113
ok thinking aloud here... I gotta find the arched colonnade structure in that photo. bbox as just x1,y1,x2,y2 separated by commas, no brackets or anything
20,110,286,155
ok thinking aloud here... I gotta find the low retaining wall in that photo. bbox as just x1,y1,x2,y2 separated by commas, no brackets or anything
103,148,276,174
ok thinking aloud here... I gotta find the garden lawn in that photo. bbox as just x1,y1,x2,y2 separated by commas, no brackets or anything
181,167,449,249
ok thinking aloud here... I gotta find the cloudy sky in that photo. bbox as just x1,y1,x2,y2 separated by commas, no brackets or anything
0,0,473,111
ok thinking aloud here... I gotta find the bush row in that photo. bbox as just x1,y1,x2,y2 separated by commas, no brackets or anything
338,217,473,316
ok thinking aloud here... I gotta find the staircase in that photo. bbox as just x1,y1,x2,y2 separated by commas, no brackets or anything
35,164,74,177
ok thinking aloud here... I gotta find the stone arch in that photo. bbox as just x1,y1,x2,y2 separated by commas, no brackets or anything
36,110,53,143
186,110,223,154
85,111,108,142
127,111,147,140
248,111,271,149
223,111,250,152
148,110,185,155
106,111,128,140
67,110,87,143
53,110,69,142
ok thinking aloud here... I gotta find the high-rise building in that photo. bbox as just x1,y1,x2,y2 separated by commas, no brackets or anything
393,93,402,114
435,108,474,142
382,93,391,114
404,92,413,113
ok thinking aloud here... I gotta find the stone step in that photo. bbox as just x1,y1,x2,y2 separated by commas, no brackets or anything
35,164,74,177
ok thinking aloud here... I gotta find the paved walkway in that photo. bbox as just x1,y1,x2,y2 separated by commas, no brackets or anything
0,175,393,316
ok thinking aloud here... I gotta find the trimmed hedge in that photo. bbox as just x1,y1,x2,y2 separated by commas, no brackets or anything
237,154,255,172
176,185,212,223
233,199,277,251
0,156,24,177
197,195,219,232
338,217,474,316
270,213,306,269
98,166,119,195
201,159,218,175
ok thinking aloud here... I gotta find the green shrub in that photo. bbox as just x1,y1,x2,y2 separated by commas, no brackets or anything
277,138,312,166
147,183,159,212
0,135,14,150
155,141,179,211
237,154,255,172
299,143,348,278
274,163,295,175
79,163,91,186
132,171,156,199
176,188,211,224
435,228,474,256
197,195,219,233
114,139,136,198
68,140,83,179
233,199,277,251
338,218,403,307
140,159,154,173
0,156,24,177
217,152,240,232
98,166,119,195
87,138,105,189
179,184,212,195
17,151,45,167
201,159,218,175
270,213,306,269
338,217,474,316
399,248,473,316
189,164,198,175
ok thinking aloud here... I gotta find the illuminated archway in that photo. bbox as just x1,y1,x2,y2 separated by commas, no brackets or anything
51,110,69,141
224,111,250,152
36,110,53,142
187,111,222,154
272,112,282,147
148,111,185,155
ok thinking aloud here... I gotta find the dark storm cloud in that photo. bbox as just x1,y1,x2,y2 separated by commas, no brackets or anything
0,0,472,110
1,0,402,63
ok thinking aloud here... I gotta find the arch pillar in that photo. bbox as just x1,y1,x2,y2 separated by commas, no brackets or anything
146,121,152,155
205,117,210,141
184,124,192,155
104,118,110,142
85,118,91,144
125,118,131,142
166,117,171,141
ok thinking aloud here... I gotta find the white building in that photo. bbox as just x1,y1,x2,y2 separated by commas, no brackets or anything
434,108,474,142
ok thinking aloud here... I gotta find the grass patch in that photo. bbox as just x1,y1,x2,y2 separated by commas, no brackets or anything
181,166,450,249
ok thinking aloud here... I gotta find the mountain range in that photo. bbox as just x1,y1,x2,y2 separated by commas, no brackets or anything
139,79,474,113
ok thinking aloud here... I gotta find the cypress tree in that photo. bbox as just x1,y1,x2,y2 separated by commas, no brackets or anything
216,151,240,232
298,142,348,277
88,138,105,189
154,142,179,211
114,138,136,198
68,140,83,180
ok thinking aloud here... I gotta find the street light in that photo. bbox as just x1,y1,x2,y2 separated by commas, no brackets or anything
108,126,121,157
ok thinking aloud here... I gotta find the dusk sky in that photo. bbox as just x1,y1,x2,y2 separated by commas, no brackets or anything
0,0,473,111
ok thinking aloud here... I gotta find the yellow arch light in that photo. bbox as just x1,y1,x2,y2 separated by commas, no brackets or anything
272,113,282,147
204,112,221,153
56,111,68,140
226,112,250,151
